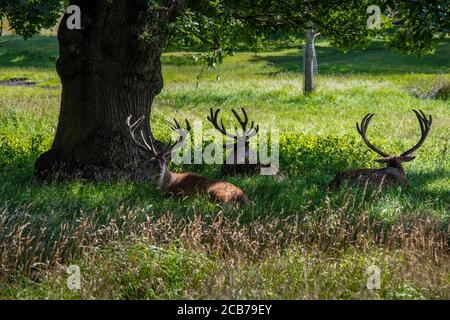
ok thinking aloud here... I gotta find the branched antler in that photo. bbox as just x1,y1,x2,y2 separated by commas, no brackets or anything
127,115,155,153
356,113,389,158
207,108,236,139
207,108,259,140
231,108,259,138
401,109,432,156
161,118,192,158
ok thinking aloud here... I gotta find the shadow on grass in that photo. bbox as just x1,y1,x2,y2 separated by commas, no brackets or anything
250,40,450,76
405,168,450,202
0,134,447,226
0,36,58,69
2,36,449,76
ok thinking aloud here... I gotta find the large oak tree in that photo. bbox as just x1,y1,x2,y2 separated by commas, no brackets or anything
1,0,448,180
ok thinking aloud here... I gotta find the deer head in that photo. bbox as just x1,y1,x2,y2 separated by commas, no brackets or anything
207,108,259,161
127,115,191,183
357,109,432,168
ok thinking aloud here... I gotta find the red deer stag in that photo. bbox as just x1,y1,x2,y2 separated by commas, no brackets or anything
127,115,250,205
331,110,432,187
207,108,261,175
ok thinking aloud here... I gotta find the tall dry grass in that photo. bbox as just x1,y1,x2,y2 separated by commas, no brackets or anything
1,187,448,285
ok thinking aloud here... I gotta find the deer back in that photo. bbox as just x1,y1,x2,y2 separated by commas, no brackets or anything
331,167,406,187
167,172,249,204
331,109,432,188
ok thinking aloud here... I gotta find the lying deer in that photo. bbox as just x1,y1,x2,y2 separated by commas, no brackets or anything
331,109,432,187
127,115,250,205
207,107,262,175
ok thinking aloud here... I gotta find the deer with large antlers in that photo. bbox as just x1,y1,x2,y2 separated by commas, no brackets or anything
127,115,250,205
207,108,262,175
330,110,432,187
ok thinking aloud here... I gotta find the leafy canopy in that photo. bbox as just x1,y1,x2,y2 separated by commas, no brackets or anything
0,0,63,38
1,0,448,57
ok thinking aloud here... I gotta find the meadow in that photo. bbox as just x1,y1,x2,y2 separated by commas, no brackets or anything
0,34,449,299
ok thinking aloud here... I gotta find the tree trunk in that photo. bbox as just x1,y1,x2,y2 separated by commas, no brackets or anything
35,0,180,180
304,21,318,94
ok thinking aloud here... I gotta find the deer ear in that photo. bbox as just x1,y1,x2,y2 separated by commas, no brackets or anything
402,155,415,162
374,158,389,163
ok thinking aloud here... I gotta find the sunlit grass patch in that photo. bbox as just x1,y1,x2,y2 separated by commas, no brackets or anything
0,35,449,299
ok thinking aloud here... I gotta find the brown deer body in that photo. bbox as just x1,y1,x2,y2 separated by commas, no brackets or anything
156,170,250,204
331,162,407,187
128,116,250,205
331,110,432,187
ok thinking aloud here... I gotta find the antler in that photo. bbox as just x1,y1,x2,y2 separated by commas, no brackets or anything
207,108,237,139
356,113,389,158
160,118,192,158
231,108,259,139
127,115,155,153
400,109,432,156
207,108,259,140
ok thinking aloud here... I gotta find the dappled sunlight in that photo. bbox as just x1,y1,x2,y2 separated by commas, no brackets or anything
0,34,448,299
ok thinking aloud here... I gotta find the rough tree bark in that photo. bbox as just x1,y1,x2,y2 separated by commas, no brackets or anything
304,21,319,94
34,0,181,180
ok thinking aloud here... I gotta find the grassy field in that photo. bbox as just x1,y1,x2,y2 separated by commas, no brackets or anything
0,35,449,299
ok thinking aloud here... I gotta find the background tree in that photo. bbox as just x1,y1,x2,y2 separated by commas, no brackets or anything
0,0,61,38
158,0,450,93
303,21,319,94
1,0,448,180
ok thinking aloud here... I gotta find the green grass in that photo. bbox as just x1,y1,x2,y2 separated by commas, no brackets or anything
0,35,449,299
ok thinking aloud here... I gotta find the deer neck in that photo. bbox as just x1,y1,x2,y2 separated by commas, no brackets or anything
228,140,253,162
386,162,404,171
384,162,406,179
155,165,174,191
